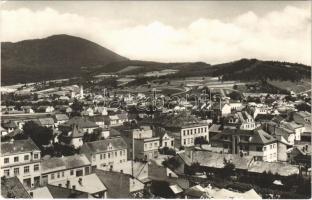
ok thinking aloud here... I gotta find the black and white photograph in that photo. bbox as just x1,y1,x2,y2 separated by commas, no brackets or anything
0,0,311,199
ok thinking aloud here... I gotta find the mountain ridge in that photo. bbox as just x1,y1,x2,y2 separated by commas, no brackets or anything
1,34,311,85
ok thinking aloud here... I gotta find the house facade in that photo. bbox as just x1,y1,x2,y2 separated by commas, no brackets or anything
1,139,42,189
81,137,128,171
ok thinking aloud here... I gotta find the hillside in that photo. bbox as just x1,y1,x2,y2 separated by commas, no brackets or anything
1,34,128,84
1,34,310,85
210,59,311,82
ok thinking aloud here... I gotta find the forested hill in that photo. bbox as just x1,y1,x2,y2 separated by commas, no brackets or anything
1,34,128,84
209,59,311,81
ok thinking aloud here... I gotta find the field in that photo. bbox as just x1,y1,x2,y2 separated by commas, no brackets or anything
268,79,311,94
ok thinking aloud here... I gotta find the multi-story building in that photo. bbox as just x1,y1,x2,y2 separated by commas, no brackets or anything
210,128,278,162
293,111,311,125
40,154,91,185
133,137,160,160
1,138,42,189
81,137,128,171
225,111,256,130
170,124,209,147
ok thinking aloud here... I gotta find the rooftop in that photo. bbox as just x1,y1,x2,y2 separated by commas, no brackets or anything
81,137,127,154
50,173,107,194
1,138,40,156
1,177,31,198
41,154,90,173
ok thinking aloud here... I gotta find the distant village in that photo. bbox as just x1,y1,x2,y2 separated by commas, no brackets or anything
1,75,311,199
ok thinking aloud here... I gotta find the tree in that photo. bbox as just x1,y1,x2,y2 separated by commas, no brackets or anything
185,162,202,175
71,98,83,116
194,136,209,145
220,158,235,178
159,147,176,156
23,121,53,147
295,103,311,112
228,91,241,101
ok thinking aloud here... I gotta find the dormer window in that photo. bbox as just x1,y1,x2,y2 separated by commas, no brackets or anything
108,143,113,150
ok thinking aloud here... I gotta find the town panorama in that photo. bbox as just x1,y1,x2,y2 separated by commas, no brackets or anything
0,1,311,199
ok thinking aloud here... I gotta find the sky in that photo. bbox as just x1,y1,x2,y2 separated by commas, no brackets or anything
1,1,311,65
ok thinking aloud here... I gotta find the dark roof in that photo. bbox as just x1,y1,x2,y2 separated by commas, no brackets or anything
1,177,31,198
81,137,127,154
2,120,17,128
211,128,276,145
41,154,91,173
95,169,143,198
46,184,88,198
60,116,98,128
1,138,40,156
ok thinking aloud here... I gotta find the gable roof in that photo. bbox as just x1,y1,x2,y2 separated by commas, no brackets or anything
1,177,31,198
187,151,253,170
95,169,144,198
248,161,299,176
41,154,91,174
54,114,69,121
38,117,55,126
1,138,40,156
60,116,98,129
49,174,107,194
46,184,88,198
81,137,127,154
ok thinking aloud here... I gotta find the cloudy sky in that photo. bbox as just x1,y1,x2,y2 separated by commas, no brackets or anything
1,1,311,65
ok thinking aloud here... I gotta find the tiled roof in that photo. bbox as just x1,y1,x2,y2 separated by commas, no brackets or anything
1,177,31,198
54,114,69,121
190,151,254,170
248,161,299,176
41,154,91,173
95,169,144,198
2,120,17,128
38,117,55,126
46,184,88,198
50,174,107,194
1,138,40,156
81,137,127,154
60,116,98,128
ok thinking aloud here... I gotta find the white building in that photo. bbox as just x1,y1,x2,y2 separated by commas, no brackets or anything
1,139,42,189
81,137,128,171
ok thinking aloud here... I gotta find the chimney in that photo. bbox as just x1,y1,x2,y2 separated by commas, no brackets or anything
29,192,33,198
120,170,123,174
168,173,172,178
72,185,76,190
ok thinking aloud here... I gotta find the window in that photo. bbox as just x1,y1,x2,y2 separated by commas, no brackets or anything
4,169,9,177
144,144,147,148
14,156,19,163
154,142,157,147
24,166,30,174
123,150,126,155
57,172,60,178
201,128,203,133
108,153,110,158
270,145,272,149
183,130,186,136
14,168,19,175
103,153,106,159
51,173,55,180
149,143,152,147
34,164,39,172
24,155,29,161
184,139,186,145
204,127,207,132
263,146,267,151
120,151,122,156
62,172,65,177
187,130,189,135
190,130,193,134
256,146,262,152
70,170,74,176
34,153,39,159
100,154,103,160
115,151,117,157
194,129,197,134
4,158,9,164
